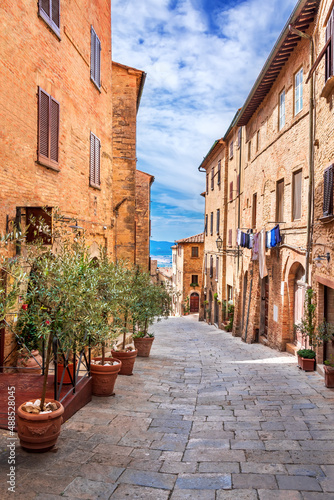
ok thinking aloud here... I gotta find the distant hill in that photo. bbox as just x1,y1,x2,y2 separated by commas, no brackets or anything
150,240,174,254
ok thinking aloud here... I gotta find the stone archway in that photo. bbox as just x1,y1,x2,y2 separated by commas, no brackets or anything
287,262,306,346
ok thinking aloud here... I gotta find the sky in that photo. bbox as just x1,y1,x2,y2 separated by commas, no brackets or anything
112,0,297,242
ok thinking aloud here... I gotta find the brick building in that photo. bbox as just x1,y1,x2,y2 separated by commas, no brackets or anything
0,2,150,365
199,0,329,355
172,234,204,316
135,170,154,271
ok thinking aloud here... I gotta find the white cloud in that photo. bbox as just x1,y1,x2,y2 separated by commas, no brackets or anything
112,0,297,241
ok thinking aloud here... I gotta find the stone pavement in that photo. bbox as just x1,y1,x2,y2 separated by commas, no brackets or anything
1,315,334,499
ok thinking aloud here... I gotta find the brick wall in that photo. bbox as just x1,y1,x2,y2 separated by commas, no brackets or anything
135,170,154,271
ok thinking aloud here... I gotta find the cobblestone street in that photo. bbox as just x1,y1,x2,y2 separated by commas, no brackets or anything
1,315,334,499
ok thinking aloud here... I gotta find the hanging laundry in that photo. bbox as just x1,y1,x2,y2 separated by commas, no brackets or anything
252,232,259,260
266,231,271,249
249,233,254,249
237,229,242,246
274,224,282,245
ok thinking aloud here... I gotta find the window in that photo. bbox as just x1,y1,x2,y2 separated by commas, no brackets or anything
295,68,303,115
292,170,302,220
216,209,220,234
39,0,60,37
206,174,209,194
217,160,221,186
191,247,199,258
256,130,260,152
229,141,233,159
211,168,214,190
276,179,284,223
279,89,285,130
323,165,334,217
38,87,59,169
205,254,207,274
210,212,213,235
210,255,213,278
325,11,333,82
178,245,182,257
228,229,232,247
252,193,257,229
229,181,233,201
191,275,198,285
248,140,251,161
237,127,242,149
215,256,219,281
205,214,208,236
90,132,101,188
25,207,52,245
236,174,240,195
91,26,101,89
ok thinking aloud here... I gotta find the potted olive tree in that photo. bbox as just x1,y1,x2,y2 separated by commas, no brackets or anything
132,276,172,357
295,288,333,371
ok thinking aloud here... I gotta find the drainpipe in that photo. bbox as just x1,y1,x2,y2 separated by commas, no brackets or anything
289,26,314,285
237,127,242,277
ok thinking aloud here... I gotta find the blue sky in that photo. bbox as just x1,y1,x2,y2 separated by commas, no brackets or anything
112,0,297,242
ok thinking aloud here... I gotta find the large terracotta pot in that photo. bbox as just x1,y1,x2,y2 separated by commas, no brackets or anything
90,357,121,396
133,337,154,357
17,399,64,452
111,349,138,376
17,350,43,374
57,362,77,385
298,356,315,371
324,366,334,388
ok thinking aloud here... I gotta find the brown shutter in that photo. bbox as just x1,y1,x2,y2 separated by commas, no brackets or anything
52,0,60,29
323,165,334,216
210,256,213,277
237,174,240,195
39,88,49,160
41,0,50,17
50,97,59,163
217,160,221,185
95,36,101,88
228,229,232,246
210,212,213,235
216,209,220,234
293,170,302,220
206,174,208,194
230,181,233,201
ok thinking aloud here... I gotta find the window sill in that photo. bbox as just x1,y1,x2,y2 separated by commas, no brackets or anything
89,182,101,190
321,76,334,99
319,214,334,223
37,159,60,172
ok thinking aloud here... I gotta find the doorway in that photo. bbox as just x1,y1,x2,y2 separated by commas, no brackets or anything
293,265,306,346
190,293,199,313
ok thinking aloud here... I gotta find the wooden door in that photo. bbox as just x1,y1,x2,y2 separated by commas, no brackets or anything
190,293,199,313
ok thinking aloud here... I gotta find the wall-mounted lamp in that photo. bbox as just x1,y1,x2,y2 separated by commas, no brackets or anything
314,253,330,266
216,236,223,251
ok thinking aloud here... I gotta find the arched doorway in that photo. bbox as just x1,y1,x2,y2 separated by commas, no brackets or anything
190,293,199,313
293,264,306,346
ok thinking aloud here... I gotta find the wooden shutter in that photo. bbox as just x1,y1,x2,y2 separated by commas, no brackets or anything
217,160,221,185
50,98,59,163
39,88,49,160
323,165,334,216
90,132,101,187
326,10,334,81
211,168,214,190
276,179,284,222
205,254,207,274
293,170,302,220
230,181,233,201
228,229,232,247
205,214,208,236
52,0,60,29
210,212,213,235
252,193,257,229
237,174,240,195
210,256,213,277
216,209,220,234
206,174,208,194
91,27,101,88
216,257,219,280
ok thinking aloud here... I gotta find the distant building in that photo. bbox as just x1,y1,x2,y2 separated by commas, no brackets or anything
135,170,154,271
172,234,204,316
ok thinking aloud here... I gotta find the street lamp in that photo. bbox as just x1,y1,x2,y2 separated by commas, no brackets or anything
216,236,223,251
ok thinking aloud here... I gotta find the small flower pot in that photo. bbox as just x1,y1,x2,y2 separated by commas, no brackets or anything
298,356,315,371
17,350,43,374
111,349,138,376
57,362,77,385
133,337,154,357
324,366,334,388
90,357,121,396
17,399,64,453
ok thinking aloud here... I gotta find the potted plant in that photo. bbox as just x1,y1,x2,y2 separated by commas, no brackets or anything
15,214,102,451
296,348,316,371
132,277,172,357
183,296,190,315
294,288,333,372
225,303,234,332
324,355,334,388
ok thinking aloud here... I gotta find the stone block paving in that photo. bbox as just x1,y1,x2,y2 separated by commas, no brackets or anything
1,315,334,499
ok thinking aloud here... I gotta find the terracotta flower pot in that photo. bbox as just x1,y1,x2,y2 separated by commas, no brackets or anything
17,399,64,452
324,366,334,388
298,356,315,371
133,337,154,357
57,362,77,385
111,349,138,376
17,350,43,374
90,357,121,396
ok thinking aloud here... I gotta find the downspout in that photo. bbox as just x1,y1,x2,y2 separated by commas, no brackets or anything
237,128,242,277
305,38,314,286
